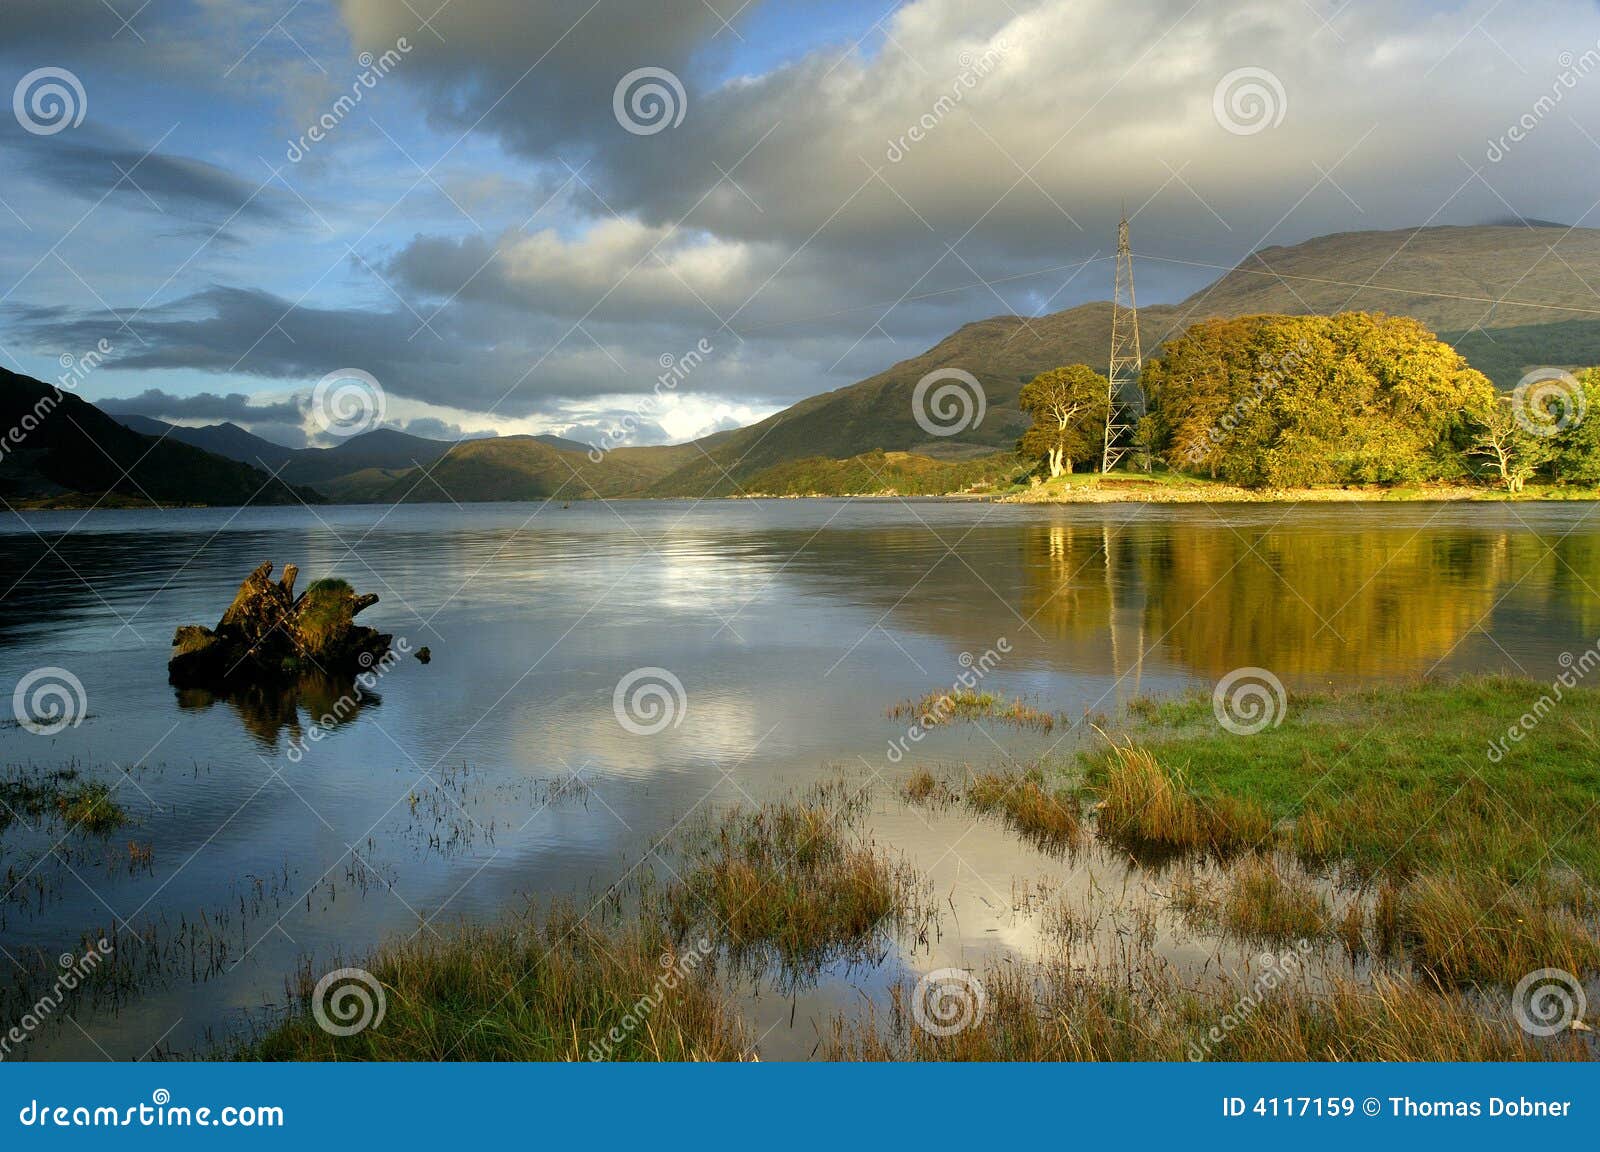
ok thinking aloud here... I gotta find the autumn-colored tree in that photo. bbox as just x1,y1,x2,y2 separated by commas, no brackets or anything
1144,312,1496,487
1017,364,1109,478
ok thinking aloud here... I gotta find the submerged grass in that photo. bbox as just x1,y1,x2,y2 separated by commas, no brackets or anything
1388,871,1600,987
963,769,1082,852
1218,857,1329,943
664,790,926,970
0,769,129,835
887,689,1060,732
249,904,749,1061
824,964,1584,1062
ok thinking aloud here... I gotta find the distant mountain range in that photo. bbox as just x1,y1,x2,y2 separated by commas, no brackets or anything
7,223,1600,506
0,370,320,508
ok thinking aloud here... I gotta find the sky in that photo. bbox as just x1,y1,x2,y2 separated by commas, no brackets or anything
2,0,1599,449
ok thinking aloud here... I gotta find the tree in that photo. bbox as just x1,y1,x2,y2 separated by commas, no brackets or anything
1469,397,1552,492
1144,312,1496,487
1550,367,1600,485
1017,365,1108,479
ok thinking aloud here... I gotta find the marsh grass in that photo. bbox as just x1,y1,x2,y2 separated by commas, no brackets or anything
901,768,953,805
1389,871,1600,987
962,769,1082,852
1101,676,1600,882
887,690,1060,732
824,964,1582,1062
0,770,128,835
1092,740,1270,857
250,904,749,1061
664,791,927,970
1218,857,1329,943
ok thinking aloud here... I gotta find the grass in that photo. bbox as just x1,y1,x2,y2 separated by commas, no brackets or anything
0,770,129,835
962,769,1082,852
249,904,749,1061
664,792,926,970
1085,677,1600,883
1388,871,1600,987
824,964,1584,1061
886,690,1060,732
1218,858,1329,943
901,768,950,805
1079,677,1600,997
1092,739,1271,857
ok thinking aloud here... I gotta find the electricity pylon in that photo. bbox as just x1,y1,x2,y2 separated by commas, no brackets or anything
1100,214,1144,474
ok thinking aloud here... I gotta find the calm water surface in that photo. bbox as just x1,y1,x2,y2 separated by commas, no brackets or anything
2,499,1597,1058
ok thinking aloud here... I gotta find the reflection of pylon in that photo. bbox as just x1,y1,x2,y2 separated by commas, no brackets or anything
1101,214,1144,474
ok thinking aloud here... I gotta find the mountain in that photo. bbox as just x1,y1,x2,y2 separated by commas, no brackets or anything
113,415,300,471
109,415,593,492
80,223,1600,504
0,370,321,507
642,223,1600,496
339,435,703,503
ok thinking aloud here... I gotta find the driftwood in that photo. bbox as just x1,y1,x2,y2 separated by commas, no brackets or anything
168,562,391,686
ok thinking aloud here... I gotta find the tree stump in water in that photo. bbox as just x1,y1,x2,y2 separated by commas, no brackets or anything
168,562,392,686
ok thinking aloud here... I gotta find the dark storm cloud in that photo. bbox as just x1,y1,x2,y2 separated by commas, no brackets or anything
10,283,821,415
97,388,304,425
2,125,291,225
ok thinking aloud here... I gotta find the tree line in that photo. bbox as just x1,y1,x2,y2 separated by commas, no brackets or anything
1017,311,1597,490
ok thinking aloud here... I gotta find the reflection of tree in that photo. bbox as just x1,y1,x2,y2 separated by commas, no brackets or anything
734,512,1594,687
176,669,379,747
1137,524,1515,679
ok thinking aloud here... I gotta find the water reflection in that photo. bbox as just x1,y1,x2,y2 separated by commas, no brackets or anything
175,670,380,748
3,500,1599,1060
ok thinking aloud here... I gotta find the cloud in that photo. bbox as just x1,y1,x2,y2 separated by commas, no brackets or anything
5,0,1598,440
8,283,818,416
397,417,498,441
96,387,305,425
2,124,290,226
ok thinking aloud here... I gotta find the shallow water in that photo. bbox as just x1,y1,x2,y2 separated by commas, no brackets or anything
1,498,1596,1059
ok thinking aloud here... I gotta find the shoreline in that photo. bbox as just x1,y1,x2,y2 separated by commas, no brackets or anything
13,484,1600,511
